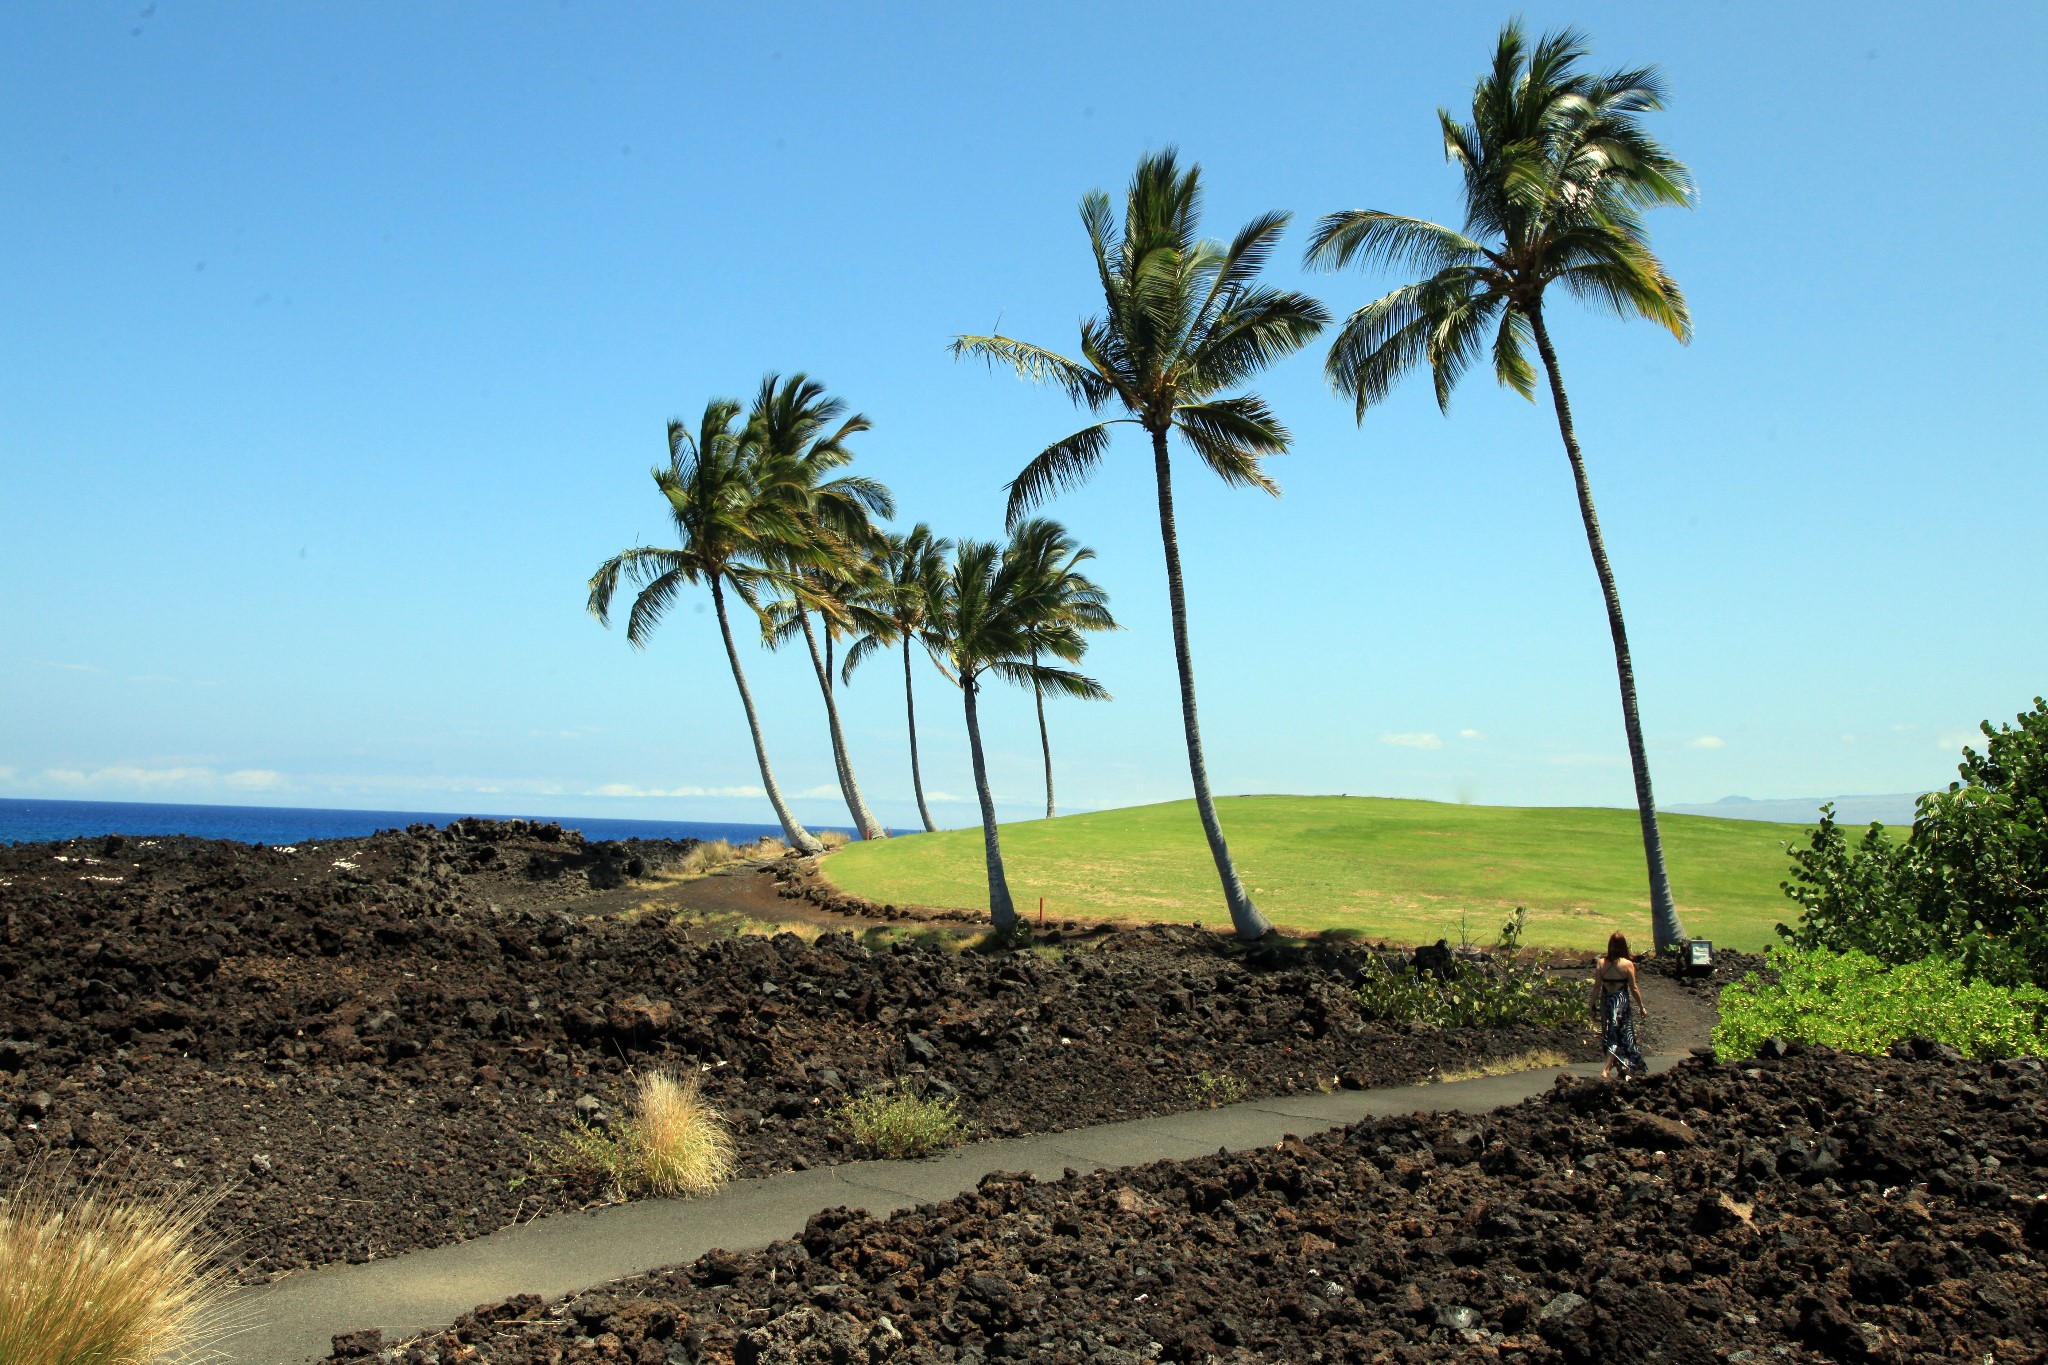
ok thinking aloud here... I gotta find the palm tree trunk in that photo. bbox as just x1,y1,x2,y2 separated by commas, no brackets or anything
794,608,888,840
710,575,824,856
1529,306,1685,953
961,675,1018,930
1150,427,1271,939
1032,646,1055,820
902,643,940,833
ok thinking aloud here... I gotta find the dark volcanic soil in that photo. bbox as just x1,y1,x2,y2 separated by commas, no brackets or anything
0,821,1618,1281
332,1047,2048,1365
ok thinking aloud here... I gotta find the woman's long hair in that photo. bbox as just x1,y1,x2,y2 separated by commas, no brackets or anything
1604,932,1631,964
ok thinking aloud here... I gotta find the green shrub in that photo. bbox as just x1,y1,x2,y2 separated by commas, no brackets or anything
1354,910,1583,1031
835,1082,970,1158
1781,697,2048,987
1713,946,2048,1061
1185,1070,1248,1107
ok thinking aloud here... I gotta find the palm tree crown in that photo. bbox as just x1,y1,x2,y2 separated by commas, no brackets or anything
955,148,1331,527
1305,21,1692,416
953,148,1326,940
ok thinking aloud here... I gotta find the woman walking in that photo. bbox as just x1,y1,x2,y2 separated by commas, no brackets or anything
1593,933,1650,1080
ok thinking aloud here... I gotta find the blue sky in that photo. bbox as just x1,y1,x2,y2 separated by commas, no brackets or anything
3,1,2043,830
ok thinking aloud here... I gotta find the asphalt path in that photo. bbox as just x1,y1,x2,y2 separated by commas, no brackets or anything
221,1053,1687,1364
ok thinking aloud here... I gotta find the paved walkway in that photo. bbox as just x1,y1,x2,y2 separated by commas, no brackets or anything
223,1054,1684,1364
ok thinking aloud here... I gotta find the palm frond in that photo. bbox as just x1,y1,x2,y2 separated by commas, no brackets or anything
988,657,1109,701
1003,421,1124,527
1174,397,1286,494
1183,286,1330,395
1302,210,1485,276
1491,305,1538,400
949,335,1113,410
839,631,887,685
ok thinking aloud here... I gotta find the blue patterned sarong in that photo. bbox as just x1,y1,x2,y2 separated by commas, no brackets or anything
1602,989,1647,1074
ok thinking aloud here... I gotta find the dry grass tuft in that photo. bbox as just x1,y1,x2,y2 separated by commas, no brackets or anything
635,1072,735,1197
1433,1049,1571,1084
817,830,853,851
674,836,786,878
0,1174,241,1365
533,1071,736,1202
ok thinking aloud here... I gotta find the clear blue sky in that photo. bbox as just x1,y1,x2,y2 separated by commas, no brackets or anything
3,1,2043,830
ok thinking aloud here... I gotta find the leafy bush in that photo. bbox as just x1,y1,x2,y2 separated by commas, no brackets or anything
533,1070,735,1200
1782,697,2048,987
1184,1070,1248,1107
1714,946,2048,1061
0,1176,239,1364
835,1082,969,1157
1354,910,1584,1030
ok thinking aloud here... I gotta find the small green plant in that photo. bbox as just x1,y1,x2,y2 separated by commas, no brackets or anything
835,1082,969,1157
1714,946,2048,1061
0,1175,240,1365
1353,937,1582,1031
531,1071,735,1201
1185,1070,1248,1107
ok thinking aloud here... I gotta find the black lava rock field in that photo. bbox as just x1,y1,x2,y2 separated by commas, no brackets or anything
333,1047,2048,1364
0,820,1588,1279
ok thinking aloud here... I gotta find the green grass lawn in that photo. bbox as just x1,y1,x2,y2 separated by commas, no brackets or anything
824,795,1870,952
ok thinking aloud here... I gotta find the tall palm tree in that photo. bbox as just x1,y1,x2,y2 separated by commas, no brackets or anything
747,373,896,842
935,529,1108,931
586,400,826,856
952,149,1327,940
1304,21,1695,951
841,525,955,833
1005,517,1117,820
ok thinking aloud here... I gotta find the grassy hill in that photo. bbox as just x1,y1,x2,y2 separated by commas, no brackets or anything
822,795,1854,952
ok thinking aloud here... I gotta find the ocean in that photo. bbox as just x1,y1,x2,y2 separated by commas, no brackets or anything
0,797,808,848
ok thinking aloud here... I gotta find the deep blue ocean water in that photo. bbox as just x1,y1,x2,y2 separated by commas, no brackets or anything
0,798,803,848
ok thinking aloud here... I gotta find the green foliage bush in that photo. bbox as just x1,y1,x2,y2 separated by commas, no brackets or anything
835,1082,970,1158
1353,910,1584,1030
1184,1070,1248,1107
1782,697,2048,987
1714,946,2048,1061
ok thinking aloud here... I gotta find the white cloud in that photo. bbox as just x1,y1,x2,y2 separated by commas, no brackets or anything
923,790,967,803
1686,736,1726,750
224,769,284,789
588,782,767,800
44,764,221,788
1458,729,1485,741
1841,733,1857,743
796,784,844,799
30,659,103,674
1380,732,1444,750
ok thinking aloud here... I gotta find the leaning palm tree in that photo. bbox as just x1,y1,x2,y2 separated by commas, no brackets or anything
747,373,896,841
935,531,1108,931
1005,517,1117,820
952,149,1327,940
587,400,826,856
1304,21,1695,951
840,525,955,833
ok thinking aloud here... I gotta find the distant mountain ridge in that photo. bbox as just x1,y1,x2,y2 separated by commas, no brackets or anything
1661,793,1924,826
